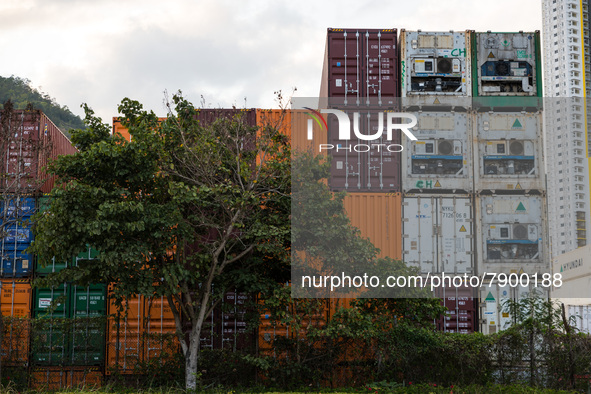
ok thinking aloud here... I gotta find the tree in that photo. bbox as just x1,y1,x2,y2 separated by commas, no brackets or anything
30,95,291,390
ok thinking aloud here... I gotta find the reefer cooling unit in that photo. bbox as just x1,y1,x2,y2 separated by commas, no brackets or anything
400,30,471,108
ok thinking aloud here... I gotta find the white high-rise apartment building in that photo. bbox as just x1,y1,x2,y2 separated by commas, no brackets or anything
542,0,591,258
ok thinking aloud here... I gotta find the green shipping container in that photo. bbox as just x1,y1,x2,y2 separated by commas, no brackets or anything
69,285,106,365
32,284,69,365
36,246,99,276
471,31,543,110
36,197,100,276
32,283,106,366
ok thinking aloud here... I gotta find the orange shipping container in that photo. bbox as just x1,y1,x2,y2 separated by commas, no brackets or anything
258,297,328,359
30,367,102,390
255,109,328,154
343,192,402,260
106,288,178,375
0,279,31,366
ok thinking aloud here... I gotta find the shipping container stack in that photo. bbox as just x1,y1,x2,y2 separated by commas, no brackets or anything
31,195,107,389
399,30,477,334
0,107,78,389
318,27,403,259
471,32,548,335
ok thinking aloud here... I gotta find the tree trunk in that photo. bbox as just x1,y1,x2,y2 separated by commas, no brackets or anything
185,323,202,390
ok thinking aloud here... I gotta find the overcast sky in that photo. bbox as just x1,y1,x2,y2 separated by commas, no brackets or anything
0,0,542,125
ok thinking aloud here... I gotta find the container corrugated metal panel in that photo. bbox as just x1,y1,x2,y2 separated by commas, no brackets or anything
256,109,290,138
30,367,102,391
32,284,107,366
289,110,328,154
476,194,549,275
194,108,257,126
112,119,132,141
1,195,35,277
402,194,474,274
32,284,68,365
35,196,70,276
258,300,328,359
0,109,40,192
190,289,253,352
435,285,477,333
568,305,591,334
400,30,472,108
1,196,36,218
342,193,402,259
69,285,106,366
472,32,542,109
255,109,292,166
1,279,31,366
38,113,77,194
474,112,544,191
0,248,33,277
328,109,401,192
402,112,472,192
258,315,289,359
479,282,548,334
106,290,178,375
321,28,399,107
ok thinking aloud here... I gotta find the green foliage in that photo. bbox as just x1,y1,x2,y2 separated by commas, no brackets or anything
30,93,291,390
0,75,85,135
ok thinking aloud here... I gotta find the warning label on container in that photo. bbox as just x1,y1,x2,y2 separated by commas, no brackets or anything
39,298,52,308
459,225,467,233
512,119,523,128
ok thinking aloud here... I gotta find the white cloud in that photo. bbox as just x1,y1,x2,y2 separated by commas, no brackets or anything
0,0,542,126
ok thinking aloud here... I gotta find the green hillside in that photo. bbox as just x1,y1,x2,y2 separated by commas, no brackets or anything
0,75,85,137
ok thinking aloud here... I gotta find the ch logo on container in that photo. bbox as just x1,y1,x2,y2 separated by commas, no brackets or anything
304,107,418,153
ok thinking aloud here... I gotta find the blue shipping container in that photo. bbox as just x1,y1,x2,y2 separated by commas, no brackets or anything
1,249,33,277
1,197,36,219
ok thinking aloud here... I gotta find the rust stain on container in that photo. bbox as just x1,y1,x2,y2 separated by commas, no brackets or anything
343,192,402,259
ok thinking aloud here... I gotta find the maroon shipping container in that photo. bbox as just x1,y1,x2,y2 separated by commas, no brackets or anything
0,109,76,194
200,291,253,351
434,285,477,334
37,113,77,194
181,289,254,352
328,109,401,192
194,108,257,127
320,28,399,107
